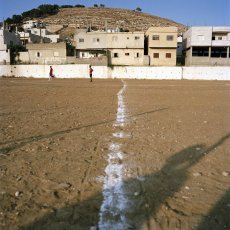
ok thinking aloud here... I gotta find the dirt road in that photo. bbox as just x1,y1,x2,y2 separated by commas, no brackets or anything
0,78,229,230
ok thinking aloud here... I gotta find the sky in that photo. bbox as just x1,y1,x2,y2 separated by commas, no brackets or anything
0,0,229,26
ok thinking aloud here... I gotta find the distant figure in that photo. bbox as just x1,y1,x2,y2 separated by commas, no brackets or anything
49,66,54,80
89,65,93,82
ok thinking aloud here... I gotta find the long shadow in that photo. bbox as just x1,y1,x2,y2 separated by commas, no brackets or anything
0,106,71,117
197,189,230,230
0,108,167,155
21,133,230,230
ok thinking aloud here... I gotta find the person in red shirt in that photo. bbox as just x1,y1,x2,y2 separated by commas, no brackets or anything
89,65,93,82
49,66,54,80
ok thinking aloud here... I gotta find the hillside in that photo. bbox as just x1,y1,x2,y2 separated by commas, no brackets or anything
41,7,186,40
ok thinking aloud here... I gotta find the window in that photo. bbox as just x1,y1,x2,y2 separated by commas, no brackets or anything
166,53,171,58
218,37,222,40
127,37,129,39
197,35,205,41
135,36,140,40
93,38,100,42
167,35,174,41
211,47,227,58
36,52,40,57
114,53,119,58
125,53,130,56
79,38,84,42
135,52,140,58
153,53,159,58
192,47,209,56
152,35,159,40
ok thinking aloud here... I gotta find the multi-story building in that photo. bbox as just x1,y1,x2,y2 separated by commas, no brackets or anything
183,26,230,66
74,29,147,66
0,29,22,64
145,27,178,66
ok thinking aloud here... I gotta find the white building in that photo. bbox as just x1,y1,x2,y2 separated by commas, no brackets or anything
22,20,44,30
0,29,21,64
183,26,230,66
18,31,50,45
29,28,60,43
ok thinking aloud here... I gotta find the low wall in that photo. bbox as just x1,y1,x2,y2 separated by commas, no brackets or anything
182,67,230,80
111,66,182,79
0,65,229,80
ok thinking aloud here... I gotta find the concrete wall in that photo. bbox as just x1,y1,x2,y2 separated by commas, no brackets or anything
0,65,229,80
111,66,182,79
182,67,230,80
0,50,10,64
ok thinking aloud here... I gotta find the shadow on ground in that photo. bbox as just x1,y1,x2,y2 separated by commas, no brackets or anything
20,133,230,230
0,108,167,155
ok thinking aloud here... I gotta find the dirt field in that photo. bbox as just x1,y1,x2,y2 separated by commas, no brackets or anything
0,78,229,230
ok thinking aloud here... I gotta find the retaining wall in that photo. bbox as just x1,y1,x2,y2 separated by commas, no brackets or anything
0,65,229,80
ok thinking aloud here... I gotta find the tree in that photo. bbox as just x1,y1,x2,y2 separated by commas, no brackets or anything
60,5,73,8
38,4,59,15
75,4,85,8
100,4,105,8
94,4,98,7
136,7,142,12
9,44,26,64
12,15,23,24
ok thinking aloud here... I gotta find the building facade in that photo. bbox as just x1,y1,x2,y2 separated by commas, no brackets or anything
0,29,22,64
183,26,230,66
74,29,148,66
145,27,178,66
26,42,67,64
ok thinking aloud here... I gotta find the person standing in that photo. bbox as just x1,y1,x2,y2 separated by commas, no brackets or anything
89,65,93,82
49,66,54,80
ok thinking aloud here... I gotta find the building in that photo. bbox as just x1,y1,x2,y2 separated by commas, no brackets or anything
25,42,67,64
18,31,51,46
74,29,148,66
22,20,44,30
29,28,60,43
183,26,230,66
145,27,178,66
0,29,22,64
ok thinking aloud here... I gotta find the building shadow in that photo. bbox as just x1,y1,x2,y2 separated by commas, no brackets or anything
21,133,230,230
197,189,230,230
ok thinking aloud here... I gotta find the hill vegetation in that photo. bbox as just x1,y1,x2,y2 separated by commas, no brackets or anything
4,4,186,41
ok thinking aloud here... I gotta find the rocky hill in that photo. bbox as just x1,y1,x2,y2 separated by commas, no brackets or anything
41,7,186,40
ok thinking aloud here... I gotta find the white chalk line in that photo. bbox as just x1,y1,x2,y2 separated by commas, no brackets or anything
99,80,134,229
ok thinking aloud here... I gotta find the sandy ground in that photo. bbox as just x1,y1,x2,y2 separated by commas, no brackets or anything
0,78,230,230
